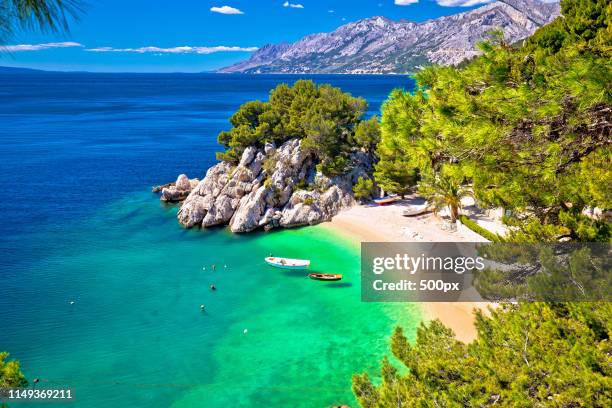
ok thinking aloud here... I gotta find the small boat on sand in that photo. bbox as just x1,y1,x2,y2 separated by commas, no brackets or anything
373,196,400,205
308,273,343,281
402,204,430,217
265,257,310,270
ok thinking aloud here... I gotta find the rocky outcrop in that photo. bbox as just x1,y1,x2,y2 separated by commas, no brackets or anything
175,139,372,232
155,174,199,203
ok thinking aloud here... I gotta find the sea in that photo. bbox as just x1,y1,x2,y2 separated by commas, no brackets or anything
0,72,419,407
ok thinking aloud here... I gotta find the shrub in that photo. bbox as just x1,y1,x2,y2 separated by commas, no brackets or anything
0,352,28,388
353,177,375,201
294,179,314,191
216,80,368,176
459,215,503,242
262,153,278,177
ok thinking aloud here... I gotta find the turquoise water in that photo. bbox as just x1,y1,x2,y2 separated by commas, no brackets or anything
0,73,420,407
3,193,420,407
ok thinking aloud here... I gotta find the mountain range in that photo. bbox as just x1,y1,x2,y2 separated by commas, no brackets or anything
219,0,560,74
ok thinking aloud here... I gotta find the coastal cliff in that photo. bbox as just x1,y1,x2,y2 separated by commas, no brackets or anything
173,138,372,232
157,80,380,232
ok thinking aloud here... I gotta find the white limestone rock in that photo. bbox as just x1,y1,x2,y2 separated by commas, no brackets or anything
172,138,370,232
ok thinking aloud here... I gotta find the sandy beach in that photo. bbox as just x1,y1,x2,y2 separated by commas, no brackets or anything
323,197,498,343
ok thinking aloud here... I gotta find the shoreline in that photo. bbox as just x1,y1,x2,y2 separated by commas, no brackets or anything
321,200,493,343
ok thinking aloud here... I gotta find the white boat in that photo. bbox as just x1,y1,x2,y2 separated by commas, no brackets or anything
264,257,310,270
402,204,431,217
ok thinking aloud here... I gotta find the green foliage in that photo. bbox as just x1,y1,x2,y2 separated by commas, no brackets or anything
418,171,470,223
294,178,313,191
354,3,611,406
216,80,367,176
0,1,82,44
262,153,278,178
353,177,375,201
353,302,612,407
373,0,611,241
0,352,27,388
215,149,240,164
373,88,421,195
315,155,350,176
474,243,611,301
353,116,381,152
503,209,611,243
458,215,502,242
372,158,416,196
560,0,611,46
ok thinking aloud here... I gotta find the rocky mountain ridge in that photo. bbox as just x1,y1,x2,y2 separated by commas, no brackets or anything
219,0,560,74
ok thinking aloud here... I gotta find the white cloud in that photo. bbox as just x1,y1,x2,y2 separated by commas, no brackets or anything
210,5,244,14
328,9,335,13
283,1,304,8
435,0,492,6
395,0,418,5
0,42,83,52
85,45,258,55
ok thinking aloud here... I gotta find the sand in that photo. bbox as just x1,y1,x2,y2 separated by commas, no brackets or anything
322,196,498,343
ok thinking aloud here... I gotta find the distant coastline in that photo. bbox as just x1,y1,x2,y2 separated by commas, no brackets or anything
0,65,413,76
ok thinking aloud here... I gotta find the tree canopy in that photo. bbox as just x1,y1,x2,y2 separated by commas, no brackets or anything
0,0,81,44
373,0,611,242
0,352,27,388
355,1,611,406
353,302,612,407
216,80,372,176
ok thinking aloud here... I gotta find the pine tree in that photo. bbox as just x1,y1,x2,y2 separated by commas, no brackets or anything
353,303,612,407
372,0,611,242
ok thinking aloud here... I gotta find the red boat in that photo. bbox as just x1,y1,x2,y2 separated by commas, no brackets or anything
373,196,400,205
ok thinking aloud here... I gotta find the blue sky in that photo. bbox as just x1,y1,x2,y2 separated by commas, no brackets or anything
0,0,492,73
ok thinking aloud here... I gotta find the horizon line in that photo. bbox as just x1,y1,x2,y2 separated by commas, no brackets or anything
0,65,413,75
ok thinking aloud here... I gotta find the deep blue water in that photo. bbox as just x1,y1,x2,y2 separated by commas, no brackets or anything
0,73,412,237
0,73,417,407
0,73,414,268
